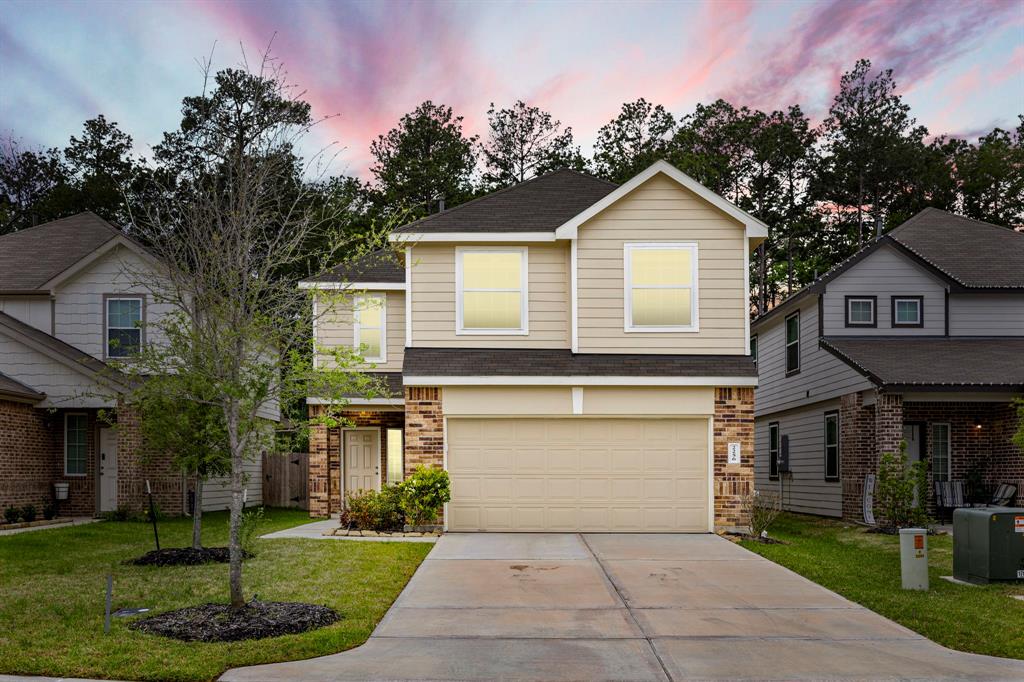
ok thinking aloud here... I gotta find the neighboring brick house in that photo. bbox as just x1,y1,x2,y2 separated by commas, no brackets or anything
304,161,765,532
751,209,1023,521
0,213,265,517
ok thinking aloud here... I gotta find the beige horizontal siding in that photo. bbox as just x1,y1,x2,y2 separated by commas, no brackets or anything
315,290,405,371
576,173,748,354
409,243,570,348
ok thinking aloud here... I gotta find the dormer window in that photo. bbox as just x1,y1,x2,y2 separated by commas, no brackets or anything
845,296,876,328
891,296,923,328
456,247,528,335
105,296,143,358
624,243,699,332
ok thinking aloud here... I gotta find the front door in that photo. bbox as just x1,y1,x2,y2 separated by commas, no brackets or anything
344,430,379,495
99,427,118,512
902,424,921,464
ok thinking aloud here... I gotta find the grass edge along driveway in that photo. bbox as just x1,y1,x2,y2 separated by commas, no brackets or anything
740,512,1024,660
0,508,432,682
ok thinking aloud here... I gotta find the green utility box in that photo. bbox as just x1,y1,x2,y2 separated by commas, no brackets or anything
952,507,1024,585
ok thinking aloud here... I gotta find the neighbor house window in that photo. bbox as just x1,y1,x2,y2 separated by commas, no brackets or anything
65,413,88,476
624,243,698,331
105,297,143,358
386,428,404,485
845,296,876,328
824,411,840,480
750,335,758,365
768,422,780,479
456,247,528,334
785,312,800,374
353,294,386,362
932,423,950,482
892,296,923,328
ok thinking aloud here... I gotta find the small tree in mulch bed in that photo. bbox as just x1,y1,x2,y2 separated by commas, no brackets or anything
126,547,253,567
129,600,339,642
874,443,929,533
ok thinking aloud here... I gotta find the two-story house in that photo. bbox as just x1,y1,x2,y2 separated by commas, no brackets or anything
303,161,765,532
0,212,264,517
752,208,1023,520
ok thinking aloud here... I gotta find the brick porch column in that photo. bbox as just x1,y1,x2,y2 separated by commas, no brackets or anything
308,404,330,517
876,392,904,460
840,391,876,521
404,387,444,474
713,387,754,532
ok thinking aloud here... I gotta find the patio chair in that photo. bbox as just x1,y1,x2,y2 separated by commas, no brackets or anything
934,480,966,522
988,483,1018,507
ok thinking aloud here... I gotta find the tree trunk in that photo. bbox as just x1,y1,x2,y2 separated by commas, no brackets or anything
192,476,204,550
757,242,767,316
227,405,245,610
857,172,865,248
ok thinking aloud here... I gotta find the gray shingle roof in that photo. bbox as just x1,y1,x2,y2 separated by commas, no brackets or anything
304,249,405,284
0,212,123,291
0,370,44,402
0,311,123,384
392,170,618,234
887,208,1024,288
820,337,1024,389
403,347,757,378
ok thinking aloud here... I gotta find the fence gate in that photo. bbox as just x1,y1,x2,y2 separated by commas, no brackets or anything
262,452,309,509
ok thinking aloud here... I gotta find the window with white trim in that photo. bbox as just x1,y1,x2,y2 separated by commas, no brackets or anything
892,296,923,327
353,294,386,362
456,247,528,334
624,243,698,331
932,423,950,482
845,296,876,327
768,422,780,479
824,411,839,480
386,428,404,485
106,297,143,358
65,413,88,476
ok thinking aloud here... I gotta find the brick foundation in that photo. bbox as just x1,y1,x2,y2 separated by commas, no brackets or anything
713,387,754,531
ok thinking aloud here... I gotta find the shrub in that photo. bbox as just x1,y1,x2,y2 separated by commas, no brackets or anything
21,505,37,523
875,442,929,531
743,490,781,538
238,506,265,555
341,486,404,532
3,506,20,524
100,509,132,522
400,465,451,526
42,501,56,520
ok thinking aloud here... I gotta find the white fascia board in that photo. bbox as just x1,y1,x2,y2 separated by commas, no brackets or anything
554,160,770,240
298,281,406,290
403,375,758,387
389,232,556,243
306,397,405,406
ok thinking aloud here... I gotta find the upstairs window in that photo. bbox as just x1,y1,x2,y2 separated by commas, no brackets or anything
751,334,758,365
892,296,923,327
845,296,876,328
624,243,698,331
824,411,840,480
353,294,386,362
785,311,800,374
106,297,143,358
456,248,528,334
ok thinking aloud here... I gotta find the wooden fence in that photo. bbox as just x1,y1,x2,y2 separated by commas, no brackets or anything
262,452,309,509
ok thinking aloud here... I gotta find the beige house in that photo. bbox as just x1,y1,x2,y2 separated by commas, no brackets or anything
304,161,766,532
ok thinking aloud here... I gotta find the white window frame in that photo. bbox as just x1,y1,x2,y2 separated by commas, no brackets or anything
386,428,404,485
105,296,144,359
623,242,699,333
353,293,386,363
845,297,876,327
64,412,88,477
824,411,840,480
455,246,529,335
892,297,922,326
932,422,951,482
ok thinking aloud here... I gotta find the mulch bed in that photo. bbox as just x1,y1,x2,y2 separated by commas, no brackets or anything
125,547,253,566
724,531,787,545
128,600,340,642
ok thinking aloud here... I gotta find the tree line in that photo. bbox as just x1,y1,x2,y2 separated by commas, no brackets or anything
1,58,1021,315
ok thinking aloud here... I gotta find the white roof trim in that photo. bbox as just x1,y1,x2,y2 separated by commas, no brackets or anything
403,375,757,387
553,160,769,242
306,397,404,406
41,235,160,291
389,232,556,243
298,281,406,290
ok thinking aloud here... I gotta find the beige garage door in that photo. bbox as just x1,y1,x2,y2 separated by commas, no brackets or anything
446,418,709,532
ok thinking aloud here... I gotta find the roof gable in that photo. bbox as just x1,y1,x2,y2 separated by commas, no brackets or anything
300,249,406,286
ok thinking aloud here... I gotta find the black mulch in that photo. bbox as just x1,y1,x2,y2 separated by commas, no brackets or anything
129,600,340,642
125,547,253,566
724,532,788,545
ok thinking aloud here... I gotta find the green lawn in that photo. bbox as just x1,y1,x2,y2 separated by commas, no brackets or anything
0,508,432,681
740,513,1024,660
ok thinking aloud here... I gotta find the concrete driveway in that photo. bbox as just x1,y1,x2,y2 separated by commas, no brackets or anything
222,533,1024,681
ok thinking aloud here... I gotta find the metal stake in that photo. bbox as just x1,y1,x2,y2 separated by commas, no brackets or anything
104,574,112,634
146,480,160,550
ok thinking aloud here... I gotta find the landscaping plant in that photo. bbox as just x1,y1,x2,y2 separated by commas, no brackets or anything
42,501,56,520
3,506,19,524
20,505,36,523
341,486,404,532
400,465,451,527
237,506,265,556
875,442,929,531
743,489,782,539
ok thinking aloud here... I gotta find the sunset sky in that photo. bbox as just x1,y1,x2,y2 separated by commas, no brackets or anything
2,0,1022,179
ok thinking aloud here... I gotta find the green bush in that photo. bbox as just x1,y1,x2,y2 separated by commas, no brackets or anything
876,442,929,531
400,465,451,526
3,506,20,524
21,505,37,522
341,486,404,532
42,501,56,520
237,506,265,555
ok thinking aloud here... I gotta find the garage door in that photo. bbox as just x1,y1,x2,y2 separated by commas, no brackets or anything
446,418,709,532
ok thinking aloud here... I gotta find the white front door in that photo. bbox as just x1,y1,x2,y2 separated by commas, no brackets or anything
344,430,379,495
99,427,118,512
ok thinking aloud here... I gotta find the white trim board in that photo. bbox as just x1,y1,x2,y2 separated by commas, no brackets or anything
390,232,556,243
403,375,758,387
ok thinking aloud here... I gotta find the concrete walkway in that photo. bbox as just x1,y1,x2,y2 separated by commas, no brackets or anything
260,519,437,543
222,533,1024,681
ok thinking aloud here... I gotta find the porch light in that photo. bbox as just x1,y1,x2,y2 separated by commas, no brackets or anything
974,423,983,430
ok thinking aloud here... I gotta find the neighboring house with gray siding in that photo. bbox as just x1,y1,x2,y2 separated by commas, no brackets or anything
0,213,264,517
753,208,1023,521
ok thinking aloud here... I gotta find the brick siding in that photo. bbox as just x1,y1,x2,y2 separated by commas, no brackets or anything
0,399,56,511
713,387,754,531
840,391,876,521
114,401,184,515
404,387,444,475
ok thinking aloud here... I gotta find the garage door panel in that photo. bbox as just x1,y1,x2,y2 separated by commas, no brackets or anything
447,418,709,532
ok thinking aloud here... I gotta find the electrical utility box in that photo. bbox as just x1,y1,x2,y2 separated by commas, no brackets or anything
952,507,1024,585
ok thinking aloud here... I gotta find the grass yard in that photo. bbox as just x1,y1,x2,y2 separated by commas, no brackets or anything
0,508,432,681
740,513,1024,660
